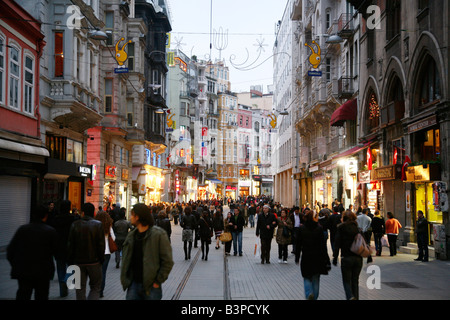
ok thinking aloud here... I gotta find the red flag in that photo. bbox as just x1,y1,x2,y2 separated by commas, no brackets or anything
367,147,373,170
402,155,411,181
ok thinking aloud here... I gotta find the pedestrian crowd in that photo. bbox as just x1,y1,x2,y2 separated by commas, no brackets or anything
6,196,429,301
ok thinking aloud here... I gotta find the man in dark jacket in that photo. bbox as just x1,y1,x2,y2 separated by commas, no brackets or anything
415,210,429,262
230,206,245,256
67,202,105,300
256,205,277,264
7,205,57,300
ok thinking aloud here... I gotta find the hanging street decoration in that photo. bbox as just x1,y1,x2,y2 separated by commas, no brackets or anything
114,37,132,73
268,113,277,129
305,40,322,77
368,93,380,119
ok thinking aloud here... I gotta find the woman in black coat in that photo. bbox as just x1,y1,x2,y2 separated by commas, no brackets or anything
295,209,330,300
332,210,363,300
198,211,213,261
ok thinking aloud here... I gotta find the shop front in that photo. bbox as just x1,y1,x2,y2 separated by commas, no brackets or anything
45,158,94,212
405,164,444,233
225,185,237,200
252,175,262,197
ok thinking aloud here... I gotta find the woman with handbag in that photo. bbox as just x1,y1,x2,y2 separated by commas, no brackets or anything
95,211,116,298
212,207,225,249
276,208,293,263
223,212,233,256
332,210,363,300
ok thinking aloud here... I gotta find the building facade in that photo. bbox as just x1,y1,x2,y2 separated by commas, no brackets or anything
0,0,47,248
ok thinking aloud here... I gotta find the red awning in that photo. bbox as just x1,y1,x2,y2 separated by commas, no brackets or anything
330,99,357,127
332,143,370,160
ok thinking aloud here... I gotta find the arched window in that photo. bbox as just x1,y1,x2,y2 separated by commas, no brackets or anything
416,56,441,110
382,75,404,125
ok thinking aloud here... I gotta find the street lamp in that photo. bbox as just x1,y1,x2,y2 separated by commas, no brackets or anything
87,29,109,41
315,34,344,44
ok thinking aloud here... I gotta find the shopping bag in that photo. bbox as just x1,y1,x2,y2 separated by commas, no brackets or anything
381,235,389,247
254,239,261,260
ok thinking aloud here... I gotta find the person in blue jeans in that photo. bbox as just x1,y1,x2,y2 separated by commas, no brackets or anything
230,207,245,256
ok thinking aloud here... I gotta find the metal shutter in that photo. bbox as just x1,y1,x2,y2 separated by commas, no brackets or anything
0,176,31,248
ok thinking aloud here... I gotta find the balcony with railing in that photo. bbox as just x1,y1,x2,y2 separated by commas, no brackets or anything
338,76,354,99
337,13,355,39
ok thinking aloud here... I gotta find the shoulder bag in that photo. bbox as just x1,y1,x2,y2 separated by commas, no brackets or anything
350,232,371,258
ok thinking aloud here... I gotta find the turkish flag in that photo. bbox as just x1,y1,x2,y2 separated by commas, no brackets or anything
402,155,411,181
367,147,373,170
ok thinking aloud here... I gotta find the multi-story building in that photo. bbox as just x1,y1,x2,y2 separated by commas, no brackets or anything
128,0,171,206
273,1,297,207
237,104,252,198
15,0,104,214
218,86,239,200
0,0,47,248
86,0,143,212
165,49,198,202
237,89,275,196
348,0,449,258
292,0,361,210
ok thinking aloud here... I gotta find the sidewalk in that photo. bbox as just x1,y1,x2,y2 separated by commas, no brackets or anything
1,213,450,300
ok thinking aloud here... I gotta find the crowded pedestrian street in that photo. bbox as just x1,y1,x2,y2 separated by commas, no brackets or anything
1,206,449,303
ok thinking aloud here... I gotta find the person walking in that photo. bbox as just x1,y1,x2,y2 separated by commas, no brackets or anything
332,210,363,300
276,208,293,263
7,205,57,300
295,210,330,300
53,199,75,297
290,206,302,255
180,206,196,260
113,208,132,268
256,204,277,264
120,203,174,300
248,203,256,228
230,206,245,256
95,210,116,298
371,210,385,256
67,203,105,300
357,208,373,263
328,206,343,252
385,212,402,256
212,207,225,250
156,209,172,243
198,210,213,261
415,210,429,262
224,212,233,256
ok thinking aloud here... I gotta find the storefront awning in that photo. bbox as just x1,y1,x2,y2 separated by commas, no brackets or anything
208,179,223,184
333,143,369,160
0,138,49,158
330,99,357,127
